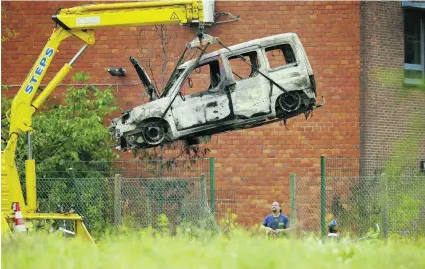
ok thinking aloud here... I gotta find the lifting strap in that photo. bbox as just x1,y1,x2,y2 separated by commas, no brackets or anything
215,39,299,100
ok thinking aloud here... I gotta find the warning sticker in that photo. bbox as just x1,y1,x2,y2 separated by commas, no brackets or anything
170,12,179,20
76,16,101,26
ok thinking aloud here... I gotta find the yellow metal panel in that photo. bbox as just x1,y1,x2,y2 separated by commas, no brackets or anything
64,0,198,13
19,213,84,220
32,63,73,109
1,212,12,236
25,159,37,212
2,135,26,214
56,7,196,29
1,153,12,214
75,220,95,243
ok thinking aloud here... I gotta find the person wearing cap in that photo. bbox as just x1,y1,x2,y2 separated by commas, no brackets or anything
260,201,290,238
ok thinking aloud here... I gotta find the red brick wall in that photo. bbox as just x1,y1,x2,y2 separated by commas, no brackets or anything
1,1,361,227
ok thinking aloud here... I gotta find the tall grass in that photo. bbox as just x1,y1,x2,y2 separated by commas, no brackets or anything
2,229,424,269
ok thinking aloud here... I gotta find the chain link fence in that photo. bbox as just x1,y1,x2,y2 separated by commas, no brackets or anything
327,157,425,238
34,158,237,237
293,175,321,237
292,156,425,239
29,154,425,239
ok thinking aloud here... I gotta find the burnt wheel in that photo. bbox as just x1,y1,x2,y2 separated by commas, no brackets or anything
278,92,301,113
142,121,166,146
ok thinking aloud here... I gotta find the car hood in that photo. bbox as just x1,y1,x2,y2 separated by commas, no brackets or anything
110,96,171,129
129,97,171,123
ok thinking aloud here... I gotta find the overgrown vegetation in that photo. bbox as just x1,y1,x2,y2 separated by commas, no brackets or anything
2,230,425,269
375,69,425,237
333,70,425,238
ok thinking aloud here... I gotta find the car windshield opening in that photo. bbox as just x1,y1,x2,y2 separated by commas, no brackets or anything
161,67,186,97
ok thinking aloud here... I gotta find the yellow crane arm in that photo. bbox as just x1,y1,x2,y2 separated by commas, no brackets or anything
52,0,203,29
2,0,207,238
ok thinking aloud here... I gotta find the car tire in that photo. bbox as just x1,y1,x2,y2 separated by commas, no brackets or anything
141,120,167,146
278,92,301,113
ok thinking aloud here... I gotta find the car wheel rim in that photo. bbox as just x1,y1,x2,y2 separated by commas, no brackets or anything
143,122,165,145
279,92,301,113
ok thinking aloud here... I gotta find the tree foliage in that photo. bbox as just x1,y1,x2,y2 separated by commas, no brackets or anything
1,73,121,235
1,72,120,176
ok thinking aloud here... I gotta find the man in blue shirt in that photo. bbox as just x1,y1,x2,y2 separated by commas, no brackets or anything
261,201,290,238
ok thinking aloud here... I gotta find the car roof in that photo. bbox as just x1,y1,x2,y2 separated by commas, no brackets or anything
179,32,298,68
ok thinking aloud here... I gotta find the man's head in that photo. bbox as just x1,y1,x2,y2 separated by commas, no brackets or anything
271,201,280,214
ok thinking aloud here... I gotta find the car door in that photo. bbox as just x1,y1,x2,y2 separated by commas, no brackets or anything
263,42,311,95
225,47,272,119
170,56,232,131
201,56,233,125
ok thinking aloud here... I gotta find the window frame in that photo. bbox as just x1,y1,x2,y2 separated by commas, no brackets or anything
179,56,225,95
403,3,425,86
227,50,261,81
263,42,298,72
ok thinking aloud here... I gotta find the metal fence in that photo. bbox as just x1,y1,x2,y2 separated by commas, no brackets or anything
34,157,237,237
28,154,425,239
292,156,425,239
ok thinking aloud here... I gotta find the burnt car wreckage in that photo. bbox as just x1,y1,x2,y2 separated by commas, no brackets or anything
109,33,324,150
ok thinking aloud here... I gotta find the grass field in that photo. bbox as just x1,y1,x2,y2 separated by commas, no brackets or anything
2,229,424,269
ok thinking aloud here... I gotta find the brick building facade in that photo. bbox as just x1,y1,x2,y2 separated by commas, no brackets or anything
360,1,425,177
1,1,424,227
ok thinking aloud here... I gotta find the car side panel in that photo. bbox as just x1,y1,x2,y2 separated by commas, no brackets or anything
203,90,232,123
170,94,206,130
230,75,271,118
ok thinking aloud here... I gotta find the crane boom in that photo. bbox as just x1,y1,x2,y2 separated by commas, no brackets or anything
52,0,203,29
1,0,210,241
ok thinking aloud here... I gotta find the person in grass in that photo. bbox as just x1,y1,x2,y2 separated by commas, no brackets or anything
260,201,290,238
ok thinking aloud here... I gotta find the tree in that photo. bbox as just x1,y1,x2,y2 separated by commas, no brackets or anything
2,72,120,173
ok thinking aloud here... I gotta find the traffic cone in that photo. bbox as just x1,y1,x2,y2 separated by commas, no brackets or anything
13,202,27,233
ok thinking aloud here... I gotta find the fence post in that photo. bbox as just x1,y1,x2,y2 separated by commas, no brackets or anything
69,168,84,218
114,174,122,226
209,157,215,217
290,173,297,239
320,155,326,238
147,188,152,228
201,174,207,209
380,173,389,239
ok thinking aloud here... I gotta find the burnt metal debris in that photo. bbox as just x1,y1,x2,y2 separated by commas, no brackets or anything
109,33,324,151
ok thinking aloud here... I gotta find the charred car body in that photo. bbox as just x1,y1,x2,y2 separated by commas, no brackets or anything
109,33,322,150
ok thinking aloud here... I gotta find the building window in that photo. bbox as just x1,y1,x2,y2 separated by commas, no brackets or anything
403,5,425,86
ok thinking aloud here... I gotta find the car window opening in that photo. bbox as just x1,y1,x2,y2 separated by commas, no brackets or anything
228,51,260,81
265,44,296,69
183,58,224,95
